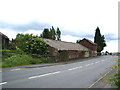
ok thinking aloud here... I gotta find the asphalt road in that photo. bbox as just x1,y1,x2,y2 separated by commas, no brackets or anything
1,55,118,88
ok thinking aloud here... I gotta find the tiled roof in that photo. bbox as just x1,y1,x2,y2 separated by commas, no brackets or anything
81,38,97,45
44,38,89,51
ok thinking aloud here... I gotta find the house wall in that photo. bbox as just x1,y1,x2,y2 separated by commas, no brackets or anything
48,46,91,62
84,51,90,57
58,50,69,61
0,34,9,49
79,40,97,51
68,50,80,59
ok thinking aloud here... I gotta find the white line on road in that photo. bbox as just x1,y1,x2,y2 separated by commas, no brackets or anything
88,69,112,88
11,68,21,71
101,60,105,61
28,71,61,79
68,66,82,71
0,82,7,85
95,61,100,64
90,63,94,65
85,64,90,67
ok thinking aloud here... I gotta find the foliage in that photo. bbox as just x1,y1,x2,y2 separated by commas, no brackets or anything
13,33,48,55
1,49,52,67
56,27,61,41
40,26,61,41
76,39,81,43
9,43,17,50
103,62,120,88
25,38,49,55
94,27,106,52
41,28,50,39
104,72,120,88
2,49,25,61
50,26,56,40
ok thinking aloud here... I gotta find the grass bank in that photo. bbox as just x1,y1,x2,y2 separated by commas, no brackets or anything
1,49,52,67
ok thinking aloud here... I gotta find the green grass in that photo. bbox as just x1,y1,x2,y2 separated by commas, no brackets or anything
1,49,52,67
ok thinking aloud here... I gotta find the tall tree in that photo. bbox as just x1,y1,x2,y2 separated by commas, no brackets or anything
94,27,106,53
76,39,81,43
50,26,56,40
41,28,50,39
56,27,61,41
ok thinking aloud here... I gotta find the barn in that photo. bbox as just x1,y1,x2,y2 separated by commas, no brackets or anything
79,38,97,56
0,32,9,49
44,39,90,62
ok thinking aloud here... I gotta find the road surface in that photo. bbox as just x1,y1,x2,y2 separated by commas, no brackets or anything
1,56,118,88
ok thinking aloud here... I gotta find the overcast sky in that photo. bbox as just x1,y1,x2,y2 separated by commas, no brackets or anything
0,0,119,52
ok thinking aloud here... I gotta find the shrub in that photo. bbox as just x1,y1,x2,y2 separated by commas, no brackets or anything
25,38,49,55
2,49,25,61
14,33,49,55
1,49,52,67
104,62,120,88
3,54,32,67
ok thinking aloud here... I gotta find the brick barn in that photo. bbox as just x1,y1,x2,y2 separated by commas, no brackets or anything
79,38,97,56
44,39,90,62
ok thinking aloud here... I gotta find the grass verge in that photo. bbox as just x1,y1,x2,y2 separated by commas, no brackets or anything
1,49,52,67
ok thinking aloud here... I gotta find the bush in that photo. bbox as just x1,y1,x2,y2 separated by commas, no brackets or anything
25,38,49,55
104,62,120,88
2,54,52,67
1,49,52,67
3,54,32,67
105,72,120,88
2,49,25,61
14,33,49,55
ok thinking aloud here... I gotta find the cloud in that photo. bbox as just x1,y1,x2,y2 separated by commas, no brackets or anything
61,34,118,52
0,28,18,40
0,28,118,52
103,40,118,52
61,35,81,43
104,34,118,42
0,21,51,32
0,28,43,40
62,29,118,42
23,30,43,36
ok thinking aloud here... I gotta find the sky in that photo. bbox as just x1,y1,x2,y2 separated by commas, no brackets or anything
0,0,119,52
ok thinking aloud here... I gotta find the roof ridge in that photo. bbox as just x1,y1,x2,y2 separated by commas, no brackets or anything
43,38,77,44
82,38,97,45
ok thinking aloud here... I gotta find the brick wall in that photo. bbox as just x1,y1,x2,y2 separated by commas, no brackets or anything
79,40,97,51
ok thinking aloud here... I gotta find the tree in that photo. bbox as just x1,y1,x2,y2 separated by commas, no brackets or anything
14,33,48,55
76,39,81,43
94,27,106,53
15,33,34,51
26,38,49,55
56,27,61,41
50,26,56,40
41,28,50,39
105,51,109,55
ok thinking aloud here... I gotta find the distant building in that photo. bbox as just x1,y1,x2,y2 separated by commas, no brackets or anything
44,38,90,62
79,38,97,56
0,32,9,49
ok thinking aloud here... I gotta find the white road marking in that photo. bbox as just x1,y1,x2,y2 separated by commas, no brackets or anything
0,82,7,85
0,71,2,72
11,68,21,71
28,71,61,79
90,63,94,65
68,66,82,71
101,60,105,61
95,61,100,64
85,64,90,66
88,69,112,88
